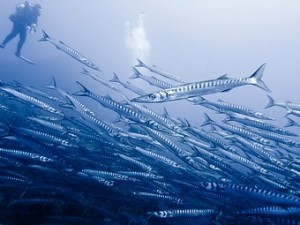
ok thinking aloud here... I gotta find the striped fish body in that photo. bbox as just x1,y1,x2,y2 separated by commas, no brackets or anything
135,77,251,102
135,59,185,83
131,64,269,103
131,68,173,89
39,30,100,71
203,183,300,207
0,86,64,117
227,114,296,136
149,209,216,218
81,69,119,91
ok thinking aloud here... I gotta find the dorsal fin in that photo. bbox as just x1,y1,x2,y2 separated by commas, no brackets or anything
81,67,89,75
105,94,113,100
217,74,229,80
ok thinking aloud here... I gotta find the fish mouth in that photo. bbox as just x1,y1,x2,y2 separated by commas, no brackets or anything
131,96,146,103
94,67,102,72
264,116,275,121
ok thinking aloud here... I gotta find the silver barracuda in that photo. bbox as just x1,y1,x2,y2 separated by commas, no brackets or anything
135,59,185,83
200,182,300,207
46,76,96,118
201,113,272,146
0,85,64,117
131,64,270,103
224,113,296,136
125,99,185,135
110,72,148,96
46,77,128,142
246,126,300,147
13,81,65,104
265,95,300,110
235,206,300,216
81,68,119,92
131,67,173,89
74,81,171,133
38,30,101,71
147,208,217,218
27,116,67,134
196,97,274,120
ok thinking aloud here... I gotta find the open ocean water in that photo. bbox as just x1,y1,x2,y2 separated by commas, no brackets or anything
0,1,299,224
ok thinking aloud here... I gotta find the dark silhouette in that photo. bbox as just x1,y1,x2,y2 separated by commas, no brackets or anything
0,1,41,57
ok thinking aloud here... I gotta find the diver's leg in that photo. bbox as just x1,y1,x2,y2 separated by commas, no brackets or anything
15,27,27,56
1,23,19,47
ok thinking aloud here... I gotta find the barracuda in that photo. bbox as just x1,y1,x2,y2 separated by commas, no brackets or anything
202,113,272,146
74,81,170,133
200,182,300,207
38,30,101,71
28,116,67,134
224,113,296,136
248,126,300,147
131,67,173,89
110,72,148,96
131,64,270,103
196,97,274,120
115,153,153,173
81,68,119,92
135,58,185,83
47,79,127,141
141,126,191,158
0,148,53,162
46,76,96,118
266,95,300,110
132,191,184,204
126,100,185,135
147,208,217,218
0,85,64,117
235,206,300,216
134,146,185,170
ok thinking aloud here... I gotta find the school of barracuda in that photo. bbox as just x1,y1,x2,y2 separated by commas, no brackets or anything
0,58,300,225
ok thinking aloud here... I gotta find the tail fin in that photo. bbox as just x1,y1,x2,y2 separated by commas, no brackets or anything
201,113,214,127
283,104,293,118
249,63,271,92
285,117,300,127
265,95,276,109
130,67,142,79
110,72,120,83
162,107,170,119
282,111,291,119
81,67,90,75
222,113,234,122
73,81,91,96
59,95,75,109
135,59,145,67
45,76,57,90
177,118,190,129
38,30,50,42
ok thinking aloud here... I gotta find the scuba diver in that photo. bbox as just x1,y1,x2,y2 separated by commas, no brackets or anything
0,1,42,59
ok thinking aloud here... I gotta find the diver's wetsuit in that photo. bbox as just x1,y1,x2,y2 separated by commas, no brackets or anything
1,20,28,56
0,3,39,56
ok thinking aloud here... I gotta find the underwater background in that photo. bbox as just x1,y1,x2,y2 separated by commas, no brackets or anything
0,0,299,224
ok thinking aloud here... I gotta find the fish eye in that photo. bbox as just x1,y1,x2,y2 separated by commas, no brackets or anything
202,181,209,187
157,211,165,217
149,94,156,100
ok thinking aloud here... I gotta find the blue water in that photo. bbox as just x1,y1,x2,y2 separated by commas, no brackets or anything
0,1,299,225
